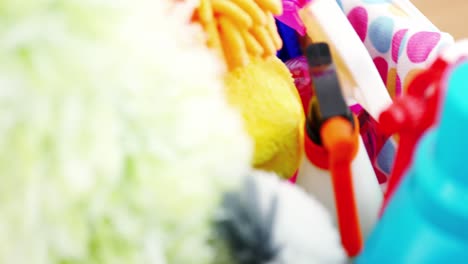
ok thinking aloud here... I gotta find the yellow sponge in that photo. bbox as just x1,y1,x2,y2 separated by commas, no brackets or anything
225,56,304,178
193,0,304,178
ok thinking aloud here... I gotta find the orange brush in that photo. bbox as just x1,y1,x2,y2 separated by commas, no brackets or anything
192,0,284,70
321,116,362,256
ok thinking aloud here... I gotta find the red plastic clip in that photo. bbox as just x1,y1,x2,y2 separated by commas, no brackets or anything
304,42,363,256
379,58,449,214
304,115,363,257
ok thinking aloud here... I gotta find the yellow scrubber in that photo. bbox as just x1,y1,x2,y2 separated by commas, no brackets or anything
195,0,282,70
225,57,304,178
193,0,304,178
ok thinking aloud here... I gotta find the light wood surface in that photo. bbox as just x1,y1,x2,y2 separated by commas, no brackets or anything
412,0,468,39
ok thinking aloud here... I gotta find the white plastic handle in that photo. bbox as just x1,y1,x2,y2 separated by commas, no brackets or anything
296,136,383,239
300,0,392,119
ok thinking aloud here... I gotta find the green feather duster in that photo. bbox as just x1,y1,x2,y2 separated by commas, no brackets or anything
0,0,252,263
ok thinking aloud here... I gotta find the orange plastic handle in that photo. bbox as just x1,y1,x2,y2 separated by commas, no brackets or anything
321,115,362,257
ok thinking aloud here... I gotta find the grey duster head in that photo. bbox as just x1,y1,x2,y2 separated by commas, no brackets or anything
214,175,281,264
213,171,347,264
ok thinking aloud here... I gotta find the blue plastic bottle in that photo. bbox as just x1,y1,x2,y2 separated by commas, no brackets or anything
357,60,468,263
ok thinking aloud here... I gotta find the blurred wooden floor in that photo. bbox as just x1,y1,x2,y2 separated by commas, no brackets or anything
412,0,468,39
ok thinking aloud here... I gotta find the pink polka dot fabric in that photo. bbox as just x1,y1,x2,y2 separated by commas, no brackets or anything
338,0,454,97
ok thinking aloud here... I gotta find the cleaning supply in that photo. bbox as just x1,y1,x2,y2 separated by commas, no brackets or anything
299,0,392,120
194,0,283,70
285,54,383,186
379,57,449,213
284,55,395,184
277,0,396,183
193,0,305,179
337,0,455,188
296,43,382,257
214,170,347,264
358,59,468,263
276,0,309,36
379,39,468,213
0,1,253,263
224,57,305,178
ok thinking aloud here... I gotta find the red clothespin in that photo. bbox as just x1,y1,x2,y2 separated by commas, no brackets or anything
379,58,449,214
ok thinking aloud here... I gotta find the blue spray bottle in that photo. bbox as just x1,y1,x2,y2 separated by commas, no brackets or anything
357,59,468,263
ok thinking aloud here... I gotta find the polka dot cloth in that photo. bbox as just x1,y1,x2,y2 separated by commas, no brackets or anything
339,0,454,98
336,0,454,183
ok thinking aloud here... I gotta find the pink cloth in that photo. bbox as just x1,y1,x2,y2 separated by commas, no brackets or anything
276,0,311,36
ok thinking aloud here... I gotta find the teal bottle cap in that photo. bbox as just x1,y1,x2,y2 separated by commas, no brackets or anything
434,60,468,179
